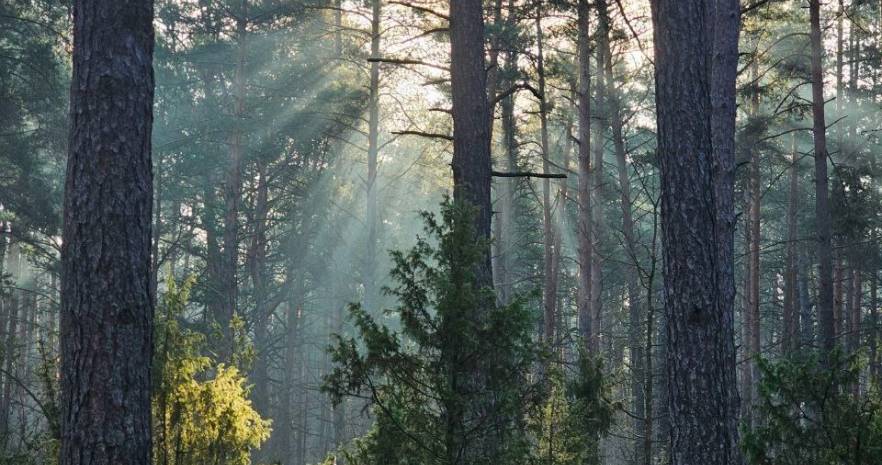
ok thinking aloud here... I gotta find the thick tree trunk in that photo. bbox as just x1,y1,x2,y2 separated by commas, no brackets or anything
449,0,499,460
809,0,836,363
60,1,155,464
649,1,742,465
576,0,595,353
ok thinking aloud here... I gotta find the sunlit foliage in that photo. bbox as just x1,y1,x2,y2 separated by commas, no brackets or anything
153,276,271,465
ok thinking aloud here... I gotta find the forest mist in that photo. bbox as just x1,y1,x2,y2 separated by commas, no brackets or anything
3,0,882,465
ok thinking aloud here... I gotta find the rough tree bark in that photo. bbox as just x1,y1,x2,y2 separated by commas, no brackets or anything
449,0,501,460
60,1,155,464
649,1,742,465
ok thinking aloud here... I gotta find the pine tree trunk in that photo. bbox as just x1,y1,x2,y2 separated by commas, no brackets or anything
449,0,499,460
576,0,595,353
649,1,742,464
249,159,271,417
219,4,248,360
60,1,155,464
783,135,799,355
809,0,836,363
591,35,606,354
364,0,381,316
536,5,557,345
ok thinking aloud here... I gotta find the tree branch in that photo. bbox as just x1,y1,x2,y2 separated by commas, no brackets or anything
492,171,567,179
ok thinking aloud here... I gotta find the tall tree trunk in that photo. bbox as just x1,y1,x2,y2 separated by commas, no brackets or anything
649,1,742,464
642,211,660,465
871,263,880,386
783,135,799,355
152,160,162,300
597,1,645,459
219,3,248,360
591,25,606,354
799,250,815,347
496,43,518,305
60,1,155,464
364,0,381,315
849,266,862,396
449,0,498,460
248,159,270,416
745,62,761,427
0,244,18,446
280,279,304,465
576,0,595,353
536,3,557,345
810,0,836,363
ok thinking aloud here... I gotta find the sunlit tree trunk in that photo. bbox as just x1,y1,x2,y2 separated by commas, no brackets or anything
60,0,155,464
364,0,381,316
495,0,519,306
649,1,742,464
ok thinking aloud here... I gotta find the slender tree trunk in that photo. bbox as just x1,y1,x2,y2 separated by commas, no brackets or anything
649,1,742,464
799,250,815,348
152,160,162,300
219,4,248,360
809,0,836,363
0,245,18,445
280,279,304,465
364,0,381,316
850,266,862,396
642,210,659,465
60,1,155,464
596,0,644,457
745,62,762,427
783,135,799,355
576,0,595,353
536,4,557,345
835,255,844,342
871,263,880,386
249,159,270,416
591,28,606,354
496,50,517,305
